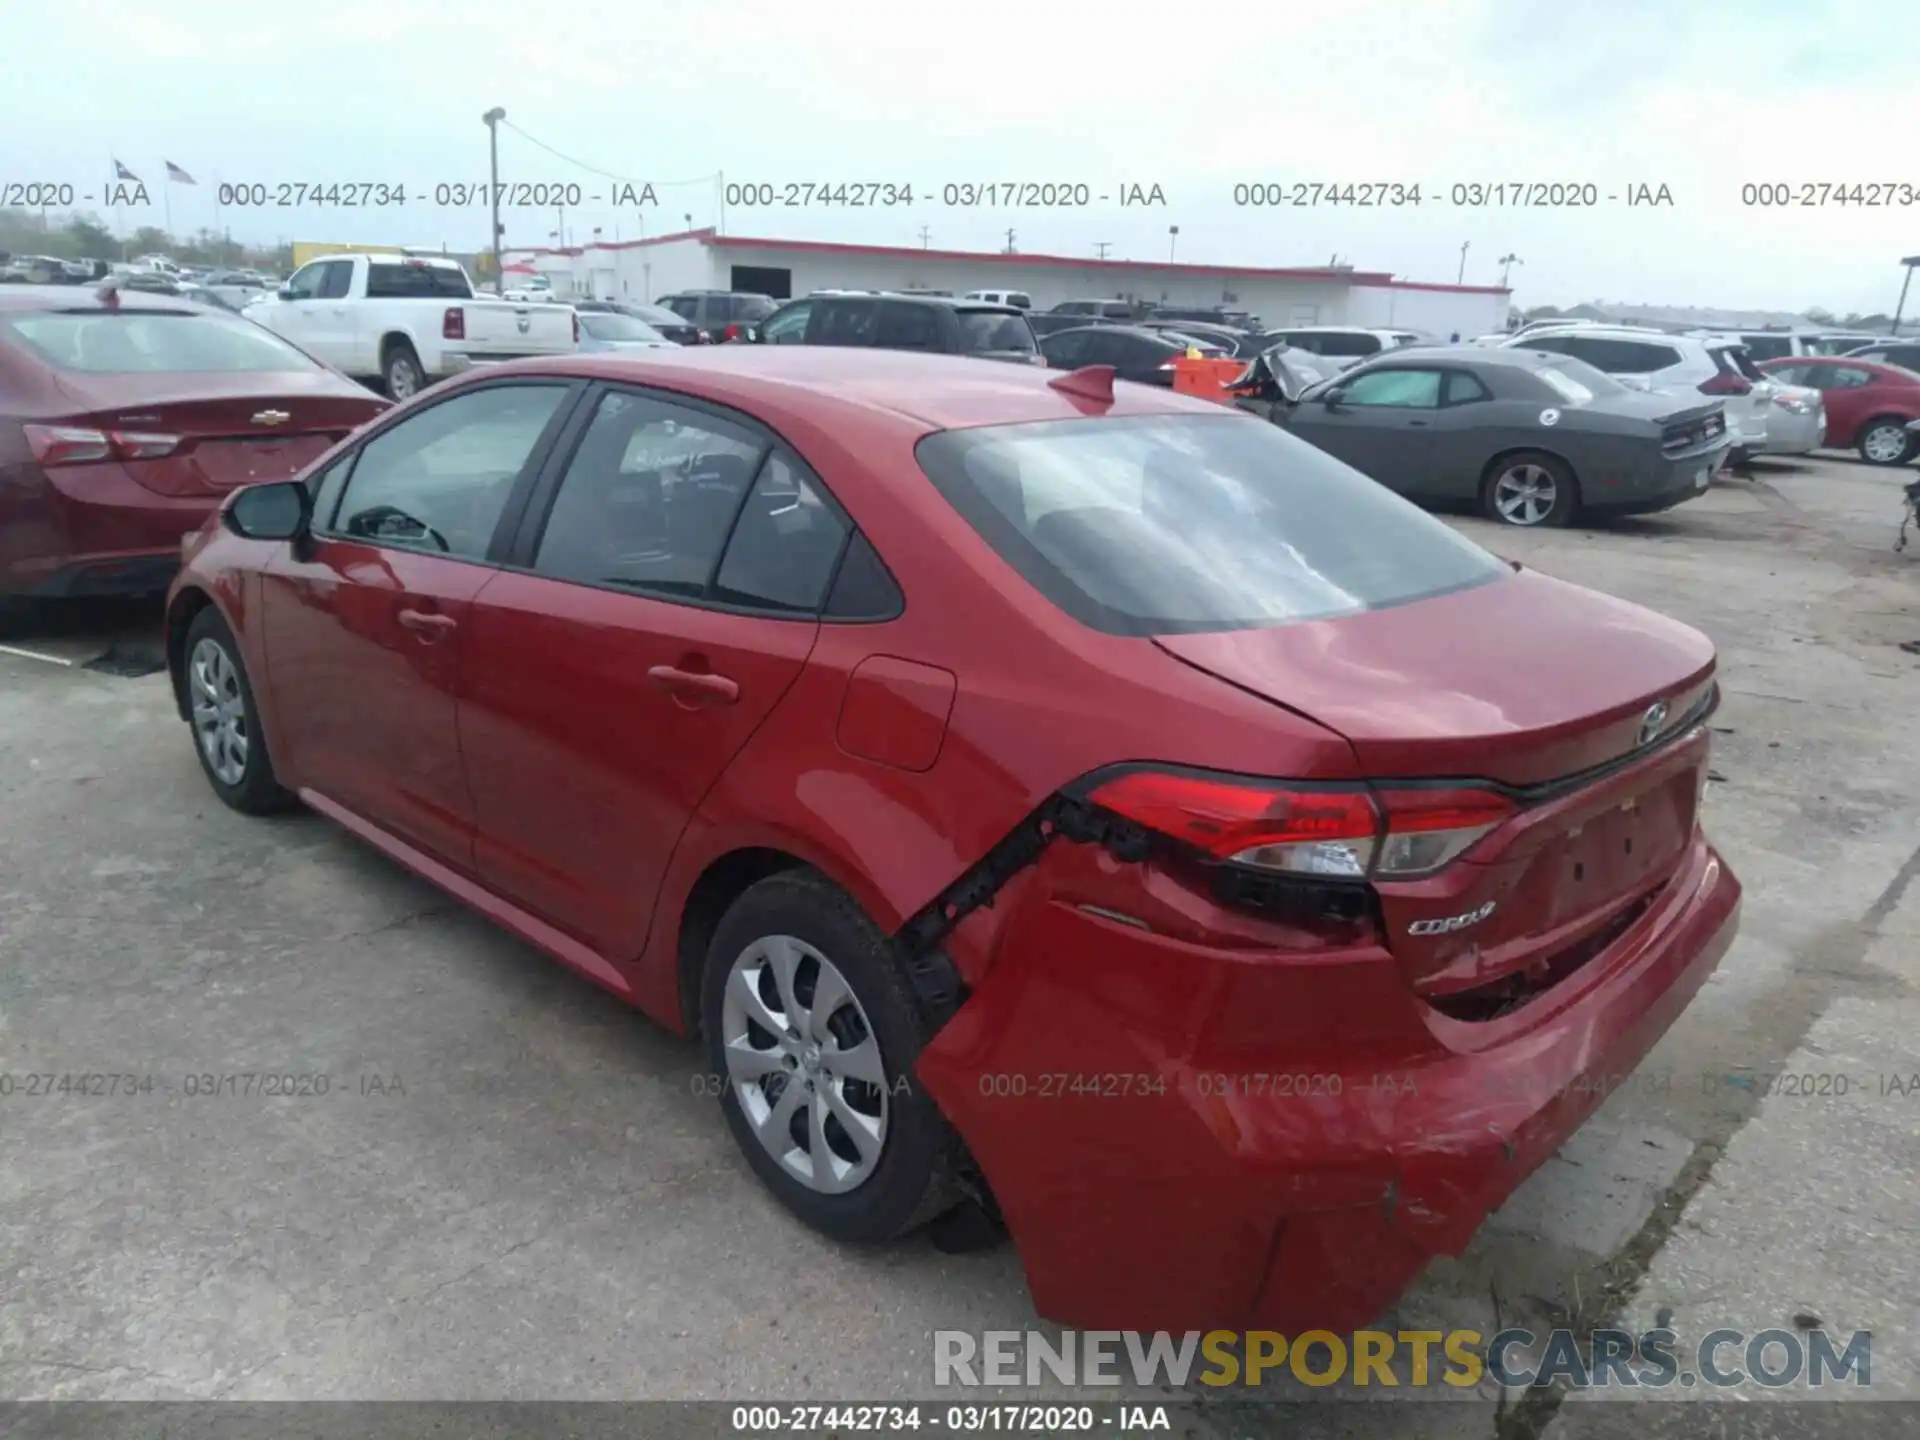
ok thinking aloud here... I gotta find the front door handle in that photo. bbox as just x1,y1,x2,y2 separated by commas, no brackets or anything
648,665,739,705
397,608,457,638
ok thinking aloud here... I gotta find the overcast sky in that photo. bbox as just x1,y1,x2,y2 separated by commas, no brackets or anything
6,0,1916,314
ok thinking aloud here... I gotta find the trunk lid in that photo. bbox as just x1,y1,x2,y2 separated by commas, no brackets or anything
1155,567,1718,1000
49,372,387,497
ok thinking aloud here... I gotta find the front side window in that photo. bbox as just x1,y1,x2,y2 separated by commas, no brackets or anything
317,261,353,300
663,295,700,321
330,384,567,560
1338,368,1443,408
282,263,325,300
916,414,1509,636
531,391,765,599
1831,366,1875,388
760,302,812,344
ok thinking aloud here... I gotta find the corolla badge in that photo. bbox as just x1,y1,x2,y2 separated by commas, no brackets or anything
1408,900,1497,936
1639,700,1670,745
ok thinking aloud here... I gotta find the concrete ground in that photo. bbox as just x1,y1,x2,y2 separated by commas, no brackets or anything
1,453,1916,1436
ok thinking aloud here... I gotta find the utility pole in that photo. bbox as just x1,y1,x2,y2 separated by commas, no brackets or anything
483,107,505,290
1894,255,1920,335
918,225,931,248
1094,241,1111,259
1169,225,1179,262
1498,251,1522,288
555,202,566,249
1457,240,1471,284
1004,228,1016,253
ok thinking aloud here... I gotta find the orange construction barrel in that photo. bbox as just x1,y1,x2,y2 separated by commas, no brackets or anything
1170,353,1248,404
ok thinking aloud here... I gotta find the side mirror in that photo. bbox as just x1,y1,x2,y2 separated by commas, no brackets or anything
225,480,311,542
1321,387,1346,410
276,285,295,301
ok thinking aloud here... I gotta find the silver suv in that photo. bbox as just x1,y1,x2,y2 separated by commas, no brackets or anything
1504,327,1775,462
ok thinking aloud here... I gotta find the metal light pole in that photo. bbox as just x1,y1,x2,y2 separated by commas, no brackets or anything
1893,255,1920,335
1169,225,1179,262
483,107,505,290
1457,241,1470,284
1498,252,1522,288
1094,241,1111,259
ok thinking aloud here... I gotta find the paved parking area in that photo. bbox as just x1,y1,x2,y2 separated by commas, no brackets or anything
2,455,1916,1431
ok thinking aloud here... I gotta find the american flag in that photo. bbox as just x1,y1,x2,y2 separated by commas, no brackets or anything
165,161,195,184
113,159,140,182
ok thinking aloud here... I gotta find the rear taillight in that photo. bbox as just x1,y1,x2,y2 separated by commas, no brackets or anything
1085,770,1514,881
723,323,741,342
695,329,712,344
24,424,181,466
443,307,465,340
1699,372,1752,396
1157,361,1177,372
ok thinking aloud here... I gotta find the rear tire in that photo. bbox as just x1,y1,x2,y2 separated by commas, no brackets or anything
183,608,296,816
1483,451,1578,527
382,341,426,401
1857,417,1915,467
700,871,961,1243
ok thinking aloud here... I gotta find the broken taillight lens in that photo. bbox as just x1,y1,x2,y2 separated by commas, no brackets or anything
1086,769,1514,881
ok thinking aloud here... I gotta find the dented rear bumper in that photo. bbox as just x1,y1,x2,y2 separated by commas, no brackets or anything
913,829,1740,1333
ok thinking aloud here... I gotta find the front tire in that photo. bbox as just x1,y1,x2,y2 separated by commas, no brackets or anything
1484,451,1578,527
701,871,960,1243
382,341,426,401
184,608,296,815
1858,418,1915,467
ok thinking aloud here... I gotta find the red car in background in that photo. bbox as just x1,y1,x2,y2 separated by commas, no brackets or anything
163,347,1741,1333
1757,355,1920,465
0,282,388,605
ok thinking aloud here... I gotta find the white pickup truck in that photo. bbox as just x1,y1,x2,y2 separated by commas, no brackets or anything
242,253,577,399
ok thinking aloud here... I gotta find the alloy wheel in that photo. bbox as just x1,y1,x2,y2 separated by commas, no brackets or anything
189,637,249,786
1493,463,1558,525
1862,424,1909,464
388,356,422,400
720,934,889,1195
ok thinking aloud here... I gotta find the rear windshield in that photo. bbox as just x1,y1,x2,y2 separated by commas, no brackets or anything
958,310,1036,353
1,310,320,373
366,263,471,299
915,413,1509,635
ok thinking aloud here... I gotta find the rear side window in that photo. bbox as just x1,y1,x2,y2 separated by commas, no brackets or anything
915,413,1509,636
1,310,320,373
958,310,1036,354
713,454,851,612
1738,334,1793,361
814,300,879,346
1314,332,1384,358
365,262,470,299
1555,337,1677,374
733,295,777,322
874,302,943,352
532,391,765,599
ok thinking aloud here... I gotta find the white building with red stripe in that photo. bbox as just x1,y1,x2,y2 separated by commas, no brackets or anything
504,228,1511,337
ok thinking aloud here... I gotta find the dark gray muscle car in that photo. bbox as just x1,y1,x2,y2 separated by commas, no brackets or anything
1273,347,1731,526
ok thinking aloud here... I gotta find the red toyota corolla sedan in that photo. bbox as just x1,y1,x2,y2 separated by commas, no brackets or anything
162,347,1741,1333
0,282,387,604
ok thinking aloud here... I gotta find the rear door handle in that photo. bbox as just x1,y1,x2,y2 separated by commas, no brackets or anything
648,665,739,704
397,608,457,637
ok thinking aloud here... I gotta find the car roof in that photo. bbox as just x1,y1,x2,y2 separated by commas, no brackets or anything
466,345,1216,433
817,292,1019,312
0,283,230,314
